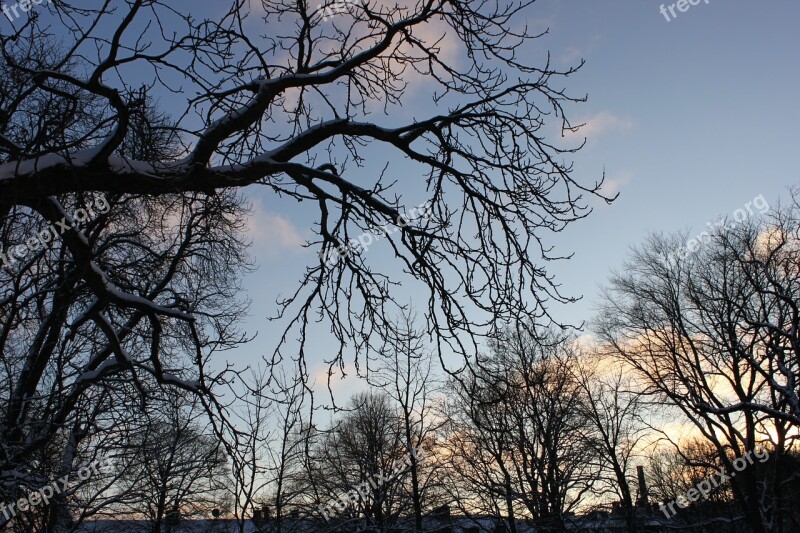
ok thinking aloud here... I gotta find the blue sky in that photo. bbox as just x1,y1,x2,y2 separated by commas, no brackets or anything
518,0,800,326
536,0,799,324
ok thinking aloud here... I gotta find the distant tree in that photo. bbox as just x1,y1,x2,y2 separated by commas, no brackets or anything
305,392,411,531
446,326,598,532
369,312,445,532
228,367,311,533
115,393,231,533
646,439,734,507
597,192,800,532
572,354,648,533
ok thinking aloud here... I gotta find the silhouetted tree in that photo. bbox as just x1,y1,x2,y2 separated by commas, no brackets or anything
597,192,800,532
305,392,412,531
446,326,598,532
115,393,231,532
370,312,445,532
573,354,647,533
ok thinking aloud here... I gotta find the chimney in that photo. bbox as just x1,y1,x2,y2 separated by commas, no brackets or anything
637,465,649,507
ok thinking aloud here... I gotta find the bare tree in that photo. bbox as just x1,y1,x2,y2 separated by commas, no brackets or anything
369,311,444,532
113,392,231,533
229,367,311,533
303,391,413,531
597,193,800,532
1,0,607,524
646,439,735,508
445,326,598,532
444,360,523,531
572,354,648,533
0,35,252,527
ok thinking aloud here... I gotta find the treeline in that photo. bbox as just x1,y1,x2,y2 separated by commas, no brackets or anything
252,319,799,533
259,191,800,532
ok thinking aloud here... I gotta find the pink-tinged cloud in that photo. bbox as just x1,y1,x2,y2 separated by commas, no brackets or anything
311,363,368,398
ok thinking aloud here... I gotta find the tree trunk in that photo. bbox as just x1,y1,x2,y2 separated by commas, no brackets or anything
503,473,517,533
404,436,423,532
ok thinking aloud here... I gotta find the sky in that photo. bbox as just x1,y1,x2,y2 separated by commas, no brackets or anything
533,0,800,327
6,0,797,395
233,0,800,392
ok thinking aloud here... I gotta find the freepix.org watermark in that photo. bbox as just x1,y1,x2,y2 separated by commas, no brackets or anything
1,456,112,522
659,0,710,22
319,201,431,268
659,447,769,519
317,0,366,21
1,0,50,22
0,194,110,272
658,194,769,267
318,447,428,520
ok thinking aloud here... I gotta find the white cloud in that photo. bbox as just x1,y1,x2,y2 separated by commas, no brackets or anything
246,198,307,253
565,111,633,141
601,170,634,195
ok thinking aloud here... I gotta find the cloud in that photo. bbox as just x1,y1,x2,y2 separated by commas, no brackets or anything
565,111,633,141
574,332,597,350
310,363,368,400
560,46,584,66
601,170,634,195
246,198,307,253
